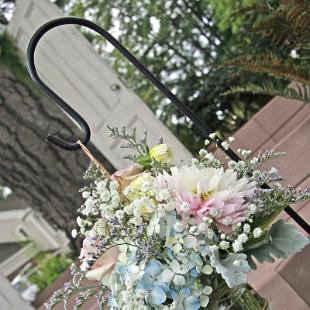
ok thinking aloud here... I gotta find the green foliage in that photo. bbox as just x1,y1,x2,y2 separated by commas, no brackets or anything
226,53,310,85
62,0,269,153
0,33,42,97
224,81,310,103
252,0,310,49
29,254,72,291
107,126,149,160
245,220,309,269
208,0,257,33
225,1,310,103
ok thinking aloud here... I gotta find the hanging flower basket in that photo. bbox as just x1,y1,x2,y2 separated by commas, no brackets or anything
46,128,309,309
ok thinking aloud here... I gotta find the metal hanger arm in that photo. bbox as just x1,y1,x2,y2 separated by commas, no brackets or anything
27,17,309,234
27,17,240,159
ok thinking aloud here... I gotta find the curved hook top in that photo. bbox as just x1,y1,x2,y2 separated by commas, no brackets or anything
27,17,240,159
27,18,92,150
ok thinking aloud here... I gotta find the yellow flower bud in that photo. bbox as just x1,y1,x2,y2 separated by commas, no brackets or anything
149,144,173,164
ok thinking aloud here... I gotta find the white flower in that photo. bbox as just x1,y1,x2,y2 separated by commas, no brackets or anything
97,180,107,192
219,241,230,250
199,149,208,156
200,285,213,307
204,139,210,145
100,189,111,202
243,224,251,234
241,149,252,157
206,229,214,240
130,216,143,225
189,225,198,234
250,157,259,165
115,210,124,219
141,181,152,191
84,198,95,214
222,216,233,226
228,137,235,143
191,158,199,164
71,229,78,238
173,243,183,253
82,191,90,198
157,189,170,201
237,233,248,243
205,153,215,160
270,167,278,174
290,49,298,58
253,227,263,238
133,207,142,217
77,216,83,227
209,133,216,139
232,240,243,252
248,204,257,214
198,222,207,233
200,295,209,308
173,221,184,233
180,202,191,212
228,161,236,168
203,286,213,295
159,260,192,286
253,170,261,177
221,141,229,150
209,208,219,217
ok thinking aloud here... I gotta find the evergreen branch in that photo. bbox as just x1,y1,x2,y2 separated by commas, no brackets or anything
225,54,310,86
107,125,149,160
222,81,310,103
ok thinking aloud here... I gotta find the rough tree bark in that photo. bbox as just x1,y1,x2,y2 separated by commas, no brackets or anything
0,64,114,252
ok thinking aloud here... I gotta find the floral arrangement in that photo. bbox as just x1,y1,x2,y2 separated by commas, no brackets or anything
47,127,309,310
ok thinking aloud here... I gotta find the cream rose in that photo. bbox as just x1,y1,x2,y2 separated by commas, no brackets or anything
149,143,173,165
111,163,144,191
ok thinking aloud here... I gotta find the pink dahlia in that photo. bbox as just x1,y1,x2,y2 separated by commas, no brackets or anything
157,165,256,232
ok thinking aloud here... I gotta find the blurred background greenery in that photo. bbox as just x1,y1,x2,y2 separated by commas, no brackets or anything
2,0,309,153
61,0,310,150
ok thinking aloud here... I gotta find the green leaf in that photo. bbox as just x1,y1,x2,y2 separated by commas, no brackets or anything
208,246,251,288
136,154,151,168
245,220,309,269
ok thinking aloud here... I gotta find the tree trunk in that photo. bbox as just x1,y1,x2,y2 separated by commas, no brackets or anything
0,64,114,253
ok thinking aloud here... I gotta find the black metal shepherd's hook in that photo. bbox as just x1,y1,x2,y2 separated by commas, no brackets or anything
27,17,310,234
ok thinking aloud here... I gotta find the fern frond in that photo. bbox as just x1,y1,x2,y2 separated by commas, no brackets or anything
225,54,310,85
252,1,310,48
222,81,310,103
